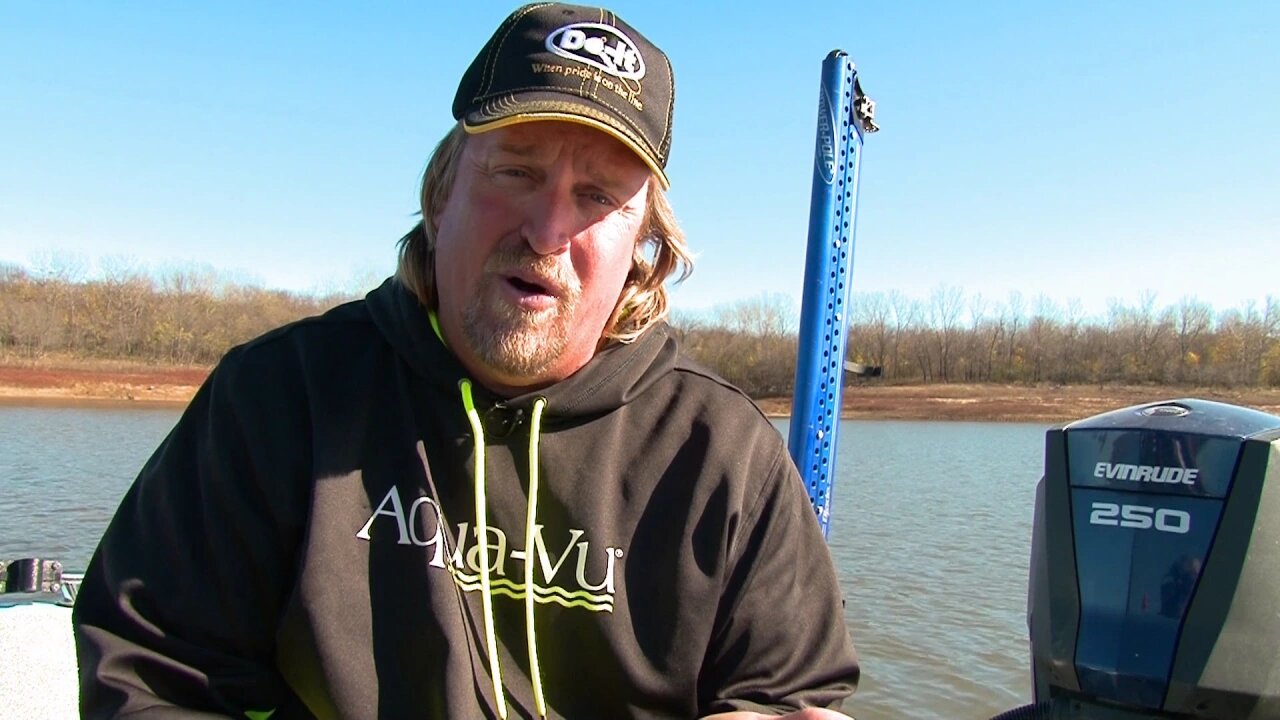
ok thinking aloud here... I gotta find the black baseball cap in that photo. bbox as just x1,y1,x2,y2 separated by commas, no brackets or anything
452,3,675,189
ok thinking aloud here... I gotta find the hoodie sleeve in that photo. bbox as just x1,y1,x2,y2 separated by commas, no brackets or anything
72,345,310,719
697,441,860,714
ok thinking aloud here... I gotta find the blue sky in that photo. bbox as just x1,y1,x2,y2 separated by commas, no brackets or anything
2,2,1277,319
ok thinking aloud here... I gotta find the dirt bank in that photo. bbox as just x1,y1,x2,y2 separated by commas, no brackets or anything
0,360,207,407
3,360,1279,422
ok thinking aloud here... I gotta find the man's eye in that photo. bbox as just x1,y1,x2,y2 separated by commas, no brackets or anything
585,192,615,207
496,167,531,179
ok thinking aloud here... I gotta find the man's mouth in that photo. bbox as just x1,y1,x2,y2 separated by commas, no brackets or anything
506,274,553,296
498,269,572,312
501,265,572,299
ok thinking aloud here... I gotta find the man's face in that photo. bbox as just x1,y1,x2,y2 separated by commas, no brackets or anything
432,121,651,395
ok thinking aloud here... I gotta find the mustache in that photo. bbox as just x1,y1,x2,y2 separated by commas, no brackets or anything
485,248,581,298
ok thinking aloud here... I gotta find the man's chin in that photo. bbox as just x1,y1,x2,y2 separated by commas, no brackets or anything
469,328,564,378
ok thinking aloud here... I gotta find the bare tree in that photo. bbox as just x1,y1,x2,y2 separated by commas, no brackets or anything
927,285,965,382
850,291,890,372
1001,291,1025,381
1172,296,1212,384
887,290,916,381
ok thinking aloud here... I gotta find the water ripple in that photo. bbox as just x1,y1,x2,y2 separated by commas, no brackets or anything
776,419,1046,720
0,406,180,570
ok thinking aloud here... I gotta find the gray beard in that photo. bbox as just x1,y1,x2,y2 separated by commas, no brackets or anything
455,246,586,380
461,285,577,380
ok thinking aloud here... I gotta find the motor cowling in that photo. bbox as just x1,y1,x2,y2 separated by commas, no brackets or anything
1029,398,1280,719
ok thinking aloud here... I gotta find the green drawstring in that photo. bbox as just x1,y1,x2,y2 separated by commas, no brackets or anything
459,379,507,720
428,310,445,345
526,397,548,718
458,380,549,719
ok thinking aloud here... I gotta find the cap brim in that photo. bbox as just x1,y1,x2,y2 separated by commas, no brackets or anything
462,95,670,190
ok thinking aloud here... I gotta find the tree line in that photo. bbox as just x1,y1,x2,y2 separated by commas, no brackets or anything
842,289,1280,390
0,264,355,366
3,264,1278,394
673,289,1280,394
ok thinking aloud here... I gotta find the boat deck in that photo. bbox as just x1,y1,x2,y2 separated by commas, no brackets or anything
0,599,79,719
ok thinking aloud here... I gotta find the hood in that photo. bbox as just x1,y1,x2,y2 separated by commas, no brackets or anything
364,277,679,419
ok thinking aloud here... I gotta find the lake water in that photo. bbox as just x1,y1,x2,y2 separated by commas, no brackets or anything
0,405,1051,719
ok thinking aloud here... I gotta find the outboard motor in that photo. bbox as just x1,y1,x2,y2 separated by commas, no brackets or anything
1024,398,1280,719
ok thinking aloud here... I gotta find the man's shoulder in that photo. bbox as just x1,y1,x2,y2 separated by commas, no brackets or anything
664,350,774,425
211,297,382,390
232,297,376,358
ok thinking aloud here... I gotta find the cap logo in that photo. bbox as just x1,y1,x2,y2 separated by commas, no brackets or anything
545,22,646,81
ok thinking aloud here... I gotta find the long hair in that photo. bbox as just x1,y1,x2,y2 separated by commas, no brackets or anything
396,122,693,344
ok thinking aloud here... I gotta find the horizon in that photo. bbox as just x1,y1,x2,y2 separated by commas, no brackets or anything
3,2,1277,320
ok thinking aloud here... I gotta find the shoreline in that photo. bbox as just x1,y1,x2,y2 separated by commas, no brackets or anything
0,361,206,408
4,361,1280,422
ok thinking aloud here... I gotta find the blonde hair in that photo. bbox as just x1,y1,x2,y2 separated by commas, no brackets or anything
396,123,693,343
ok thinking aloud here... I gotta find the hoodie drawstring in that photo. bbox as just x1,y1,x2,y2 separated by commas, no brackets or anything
458,380,506,719
526,396,548,718
458,379,549,719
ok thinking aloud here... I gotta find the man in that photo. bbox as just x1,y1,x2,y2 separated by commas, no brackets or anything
73,4,859,718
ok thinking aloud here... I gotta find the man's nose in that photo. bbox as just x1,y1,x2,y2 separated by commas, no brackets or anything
520,181,578,256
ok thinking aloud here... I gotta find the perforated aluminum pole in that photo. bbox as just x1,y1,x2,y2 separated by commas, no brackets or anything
788,50,876,538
